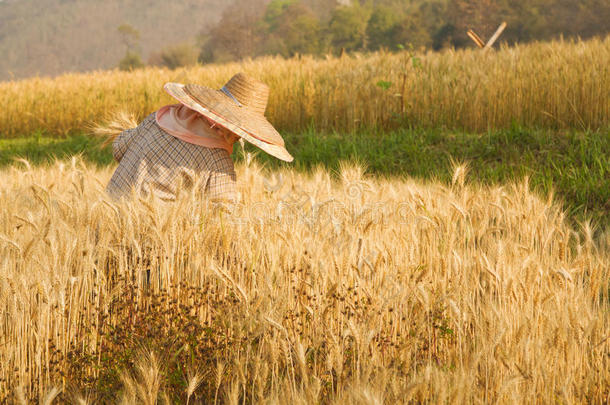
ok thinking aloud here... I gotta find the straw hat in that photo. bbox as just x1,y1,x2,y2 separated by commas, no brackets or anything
164,73,293,162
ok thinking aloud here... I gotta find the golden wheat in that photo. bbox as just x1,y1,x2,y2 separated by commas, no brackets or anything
0,36,608,138
0,156,607,403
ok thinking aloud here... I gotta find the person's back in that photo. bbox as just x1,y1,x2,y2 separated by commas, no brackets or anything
104,73,293,202
106,113,237,202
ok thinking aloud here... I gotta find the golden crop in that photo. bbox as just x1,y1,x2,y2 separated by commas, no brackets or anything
0,36,608,138
0,157,607,403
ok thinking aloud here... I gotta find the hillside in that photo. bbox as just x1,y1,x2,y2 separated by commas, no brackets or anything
201,0,609,62
0,0,232,80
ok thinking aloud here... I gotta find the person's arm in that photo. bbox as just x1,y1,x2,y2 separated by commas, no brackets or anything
111,127,138,163
207,165,239,203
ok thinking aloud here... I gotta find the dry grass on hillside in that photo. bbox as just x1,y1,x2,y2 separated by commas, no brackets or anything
0,158,608,403
1,36,608,138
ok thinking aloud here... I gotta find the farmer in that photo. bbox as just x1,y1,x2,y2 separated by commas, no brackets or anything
106,73,293,201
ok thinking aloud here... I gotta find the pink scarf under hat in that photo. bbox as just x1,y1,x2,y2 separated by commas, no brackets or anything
155,104,235,154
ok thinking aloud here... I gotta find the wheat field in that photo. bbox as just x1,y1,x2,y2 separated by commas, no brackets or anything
1,36,608,138
0,156,608,403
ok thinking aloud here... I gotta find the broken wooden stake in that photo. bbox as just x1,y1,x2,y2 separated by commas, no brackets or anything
467,22,508,50
484,22,507,50
467,30,485,48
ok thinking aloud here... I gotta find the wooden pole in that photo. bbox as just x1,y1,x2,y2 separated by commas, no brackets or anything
467,29,486,48
484,22,507,50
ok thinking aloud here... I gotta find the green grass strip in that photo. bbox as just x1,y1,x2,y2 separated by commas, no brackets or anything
1,127,608,231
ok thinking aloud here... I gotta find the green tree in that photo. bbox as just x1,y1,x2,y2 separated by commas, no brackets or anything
328,3,371,52
391,10,433,50
149,43,199,69
302,0,340,20
117,23,141,51
118,51,144,71
117,23,144,71
264,0,297,32
366,6,403,50
416,0,451,50
200,0,268,62
263,1,323,56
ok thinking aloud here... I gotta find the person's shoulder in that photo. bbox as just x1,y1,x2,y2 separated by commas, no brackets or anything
205,147,235,172
141,112,159,129
135,112,169,141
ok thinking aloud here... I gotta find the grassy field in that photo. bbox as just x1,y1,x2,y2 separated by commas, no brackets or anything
1,127,608,232
0,160,608,403
0,37,608,138
0,35,608,403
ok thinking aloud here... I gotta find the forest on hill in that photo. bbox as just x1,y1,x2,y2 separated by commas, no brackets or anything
202,0,610,62
0,0,229,80
1,0,609,80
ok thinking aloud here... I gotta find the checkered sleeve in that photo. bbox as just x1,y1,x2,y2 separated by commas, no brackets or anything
204,148,238,202
112,126,138,162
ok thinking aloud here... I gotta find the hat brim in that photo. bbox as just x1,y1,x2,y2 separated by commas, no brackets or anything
163,83,293,162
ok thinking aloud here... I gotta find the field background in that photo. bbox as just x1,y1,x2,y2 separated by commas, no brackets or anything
0,0,229,80
0,160,608,403
0,36,609,403
2,37,608,136
1,37,608,231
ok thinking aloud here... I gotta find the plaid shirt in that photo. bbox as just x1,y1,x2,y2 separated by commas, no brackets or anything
106,113,237,201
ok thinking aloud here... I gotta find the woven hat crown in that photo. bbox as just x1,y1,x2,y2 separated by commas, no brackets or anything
223,73,270,115
165,72,293,160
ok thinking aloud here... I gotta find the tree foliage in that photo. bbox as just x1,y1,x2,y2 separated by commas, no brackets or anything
367,6,403,50
328,3,371,52
118,51,144,71
117,23,141,51
199,0,268,63
200,0,610,62
262,0,323,56
149,43,199,69
117,24,144,71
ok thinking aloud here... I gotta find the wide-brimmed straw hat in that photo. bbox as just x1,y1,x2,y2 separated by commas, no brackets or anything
164,73,293,162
